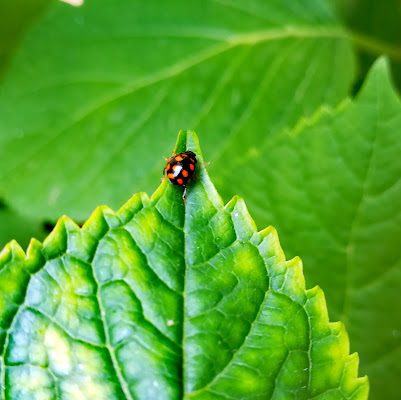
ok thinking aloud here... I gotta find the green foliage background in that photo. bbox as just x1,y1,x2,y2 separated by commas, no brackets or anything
0,0,400,398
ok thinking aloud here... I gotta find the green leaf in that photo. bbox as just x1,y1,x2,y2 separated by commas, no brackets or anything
0,0,355,220
335,0,401,94
215,58,401,399
0,130,368,399
0,0,53,79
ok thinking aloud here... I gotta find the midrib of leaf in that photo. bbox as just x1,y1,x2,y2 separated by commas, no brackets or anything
181,133,189,399
210,0,334,25
92,254,134,400
177,132,316,398
341,81,380,323
227,26,346,45
349,30,401,62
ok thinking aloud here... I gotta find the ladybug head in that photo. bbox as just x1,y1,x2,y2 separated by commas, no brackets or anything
182,150,197,160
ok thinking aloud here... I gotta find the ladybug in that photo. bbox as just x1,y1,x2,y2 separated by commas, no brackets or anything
164,151,198,201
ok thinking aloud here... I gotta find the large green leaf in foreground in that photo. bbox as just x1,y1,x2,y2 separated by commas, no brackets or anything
0,131,368,399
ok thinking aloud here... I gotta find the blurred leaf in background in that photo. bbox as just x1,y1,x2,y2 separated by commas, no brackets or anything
0,0,54,248
0,0,53,78
0,201,47,249
335,0,401,93
0,0,400,399
0,0,356,221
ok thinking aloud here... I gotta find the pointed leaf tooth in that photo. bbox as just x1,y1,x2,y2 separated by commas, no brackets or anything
226,196,258,241
26,238,43,258
282,256,307,303
98,205,121,229
118,193,146,224
341,352,368,395
349,381,370,400
0,247,11,267
42,216,68,260
0,240,26,265
309,322,350,397
61,215,97,262
305,288,360,398
209,210,236,252
25,239,45,274
224,195,239,211
82,205,116,239
306,286,331,339
154,185,185,229
257,226,287,290
8,240,26,261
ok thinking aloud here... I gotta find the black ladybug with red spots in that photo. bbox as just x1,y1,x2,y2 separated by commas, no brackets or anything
163,151,198,200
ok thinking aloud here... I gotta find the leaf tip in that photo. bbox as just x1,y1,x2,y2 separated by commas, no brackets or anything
259,225,278,237
82,204,124,238
0,239,25,264
8,240,26,259
175,130,204,160
358,55,398,102
257,225,287,268
26,238,43,256
372,55,391,73
283,256,307,301
368,56,392,84
94,205,121,228
225,194,240,210
42,216,68,259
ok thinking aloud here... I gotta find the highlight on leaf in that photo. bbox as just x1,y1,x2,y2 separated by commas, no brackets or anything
0,130,368,399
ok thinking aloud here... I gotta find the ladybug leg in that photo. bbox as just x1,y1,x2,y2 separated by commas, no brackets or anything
163,153,178,161
191,172,200,182
182,186,187,203
161,167,167,182
198,161,210,166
